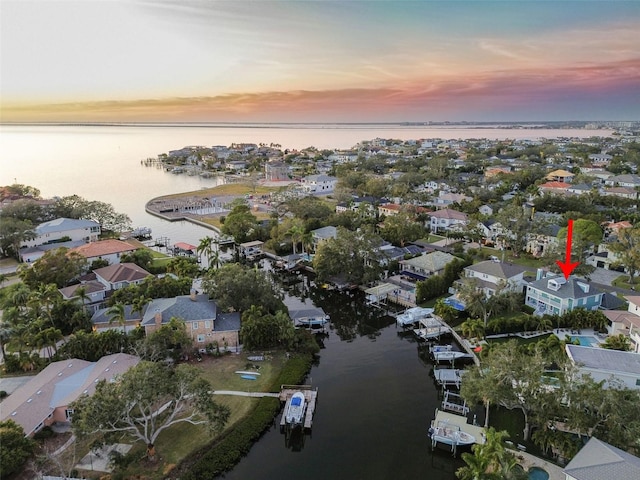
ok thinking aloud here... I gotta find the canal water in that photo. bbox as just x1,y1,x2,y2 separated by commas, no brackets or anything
221,278,465,480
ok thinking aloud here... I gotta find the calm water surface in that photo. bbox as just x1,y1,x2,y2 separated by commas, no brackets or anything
226,282,466,480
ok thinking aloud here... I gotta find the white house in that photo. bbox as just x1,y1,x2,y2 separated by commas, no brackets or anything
21,217,101,248
565,344,640,390
428,209,468,233
456,260,527,297
300,174,337,193
311,226,337,250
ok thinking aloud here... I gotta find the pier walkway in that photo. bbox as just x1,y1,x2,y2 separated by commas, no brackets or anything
212,390,280,398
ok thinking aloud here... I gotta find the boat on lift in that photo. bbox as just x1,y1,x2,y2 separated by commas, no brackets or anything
284,392,307,427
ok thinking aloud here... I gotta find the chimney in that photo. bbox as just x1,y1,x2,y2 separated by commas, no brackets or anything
154,310,162,326
190,289,197,301
536,268,544,281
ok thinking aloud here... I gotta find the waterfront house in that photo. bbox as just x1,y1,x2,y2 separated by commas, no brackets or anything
454,260,527,297
68,239,137,266
20,217,101,249
399,251,461,281
311,226,337,250
563,436,640,479
525,272,604,316
565,344,640,390
141,293,240,351
0,353,140,437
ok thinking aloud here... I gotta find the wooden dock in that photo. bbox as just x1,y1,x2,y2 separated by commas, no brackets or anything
279,385,318,430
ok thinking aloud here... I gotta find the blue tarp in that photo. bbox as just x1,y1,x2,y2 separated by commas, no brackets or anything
291,397,302,406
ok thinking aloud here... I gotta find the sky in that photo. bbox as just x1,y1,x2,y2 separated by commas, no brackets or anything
1,0,639,123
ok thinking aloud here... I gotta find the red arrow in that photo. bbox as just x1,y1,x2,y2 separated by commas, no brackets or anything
556,218,580,280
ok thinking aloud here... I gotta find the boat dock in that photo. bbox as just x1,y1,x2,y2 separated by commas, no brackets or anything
429,409,486,455
279,385,318,430
433,368,464,389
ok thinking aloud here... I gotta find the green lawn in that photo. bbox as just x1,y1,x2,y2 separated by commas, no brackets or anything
612,275,638,290
67,352,288,479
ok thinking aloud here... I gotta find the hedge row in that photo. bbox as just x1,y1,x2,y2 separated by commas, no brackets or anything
171,353,313,480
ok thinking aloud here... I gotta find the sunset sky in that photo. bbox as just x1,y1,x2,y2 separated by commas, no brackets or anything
1,0,639,123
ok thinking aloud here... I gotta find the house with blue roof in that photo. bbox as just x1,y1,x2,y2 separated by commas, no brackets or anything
0,353,139,437
21,217,101,249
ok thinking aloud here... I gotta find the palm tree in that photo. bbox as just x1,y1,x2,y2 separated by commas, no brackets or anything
106,303,127,333
74,286,91,313
209,246,222,270
131,295,149,320
0,323,14,360
197,236,215,269
461,318,485,341
286,224,305,255
301,231,314,255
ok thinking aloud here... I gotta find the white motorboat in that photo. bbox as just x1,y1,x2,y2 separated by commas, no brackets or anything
428,420,476,447
285,392,306,426
396,307,433,326
432,350,472,363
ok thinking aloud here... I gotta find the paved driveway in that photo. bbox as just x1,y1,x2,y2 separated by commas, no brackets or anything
588,267,624,285
0,375,33,394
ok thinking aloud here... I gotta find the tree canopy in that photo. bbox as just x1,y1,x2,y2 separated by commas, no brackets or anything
71,361,229,458
0,419,35,477
202,263,285,314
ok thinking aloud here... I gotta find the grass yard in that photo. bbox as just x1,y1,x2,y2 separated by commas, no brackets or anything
65,352,287,479
612,275,639,290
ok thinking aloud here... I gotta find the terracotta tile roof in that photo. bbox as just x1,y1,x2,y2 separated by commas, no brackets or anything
69,239,137,258
539,181,571,189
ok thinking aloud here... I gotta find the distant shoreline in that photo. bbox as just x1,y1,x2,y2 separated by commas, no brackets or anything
0,121,616,129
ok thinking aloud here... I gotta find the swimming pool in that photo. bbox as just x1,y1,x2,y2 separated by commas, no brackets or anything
444,297,466,311
528,466,549,480
569,335,600,347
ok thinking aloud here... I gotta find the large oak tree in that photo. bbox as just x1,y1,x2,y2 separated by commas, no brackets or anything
71,361,229,459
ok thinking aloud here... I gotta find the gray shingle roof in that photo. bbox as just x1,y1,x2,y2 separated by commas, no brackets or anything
36,217,99,235
563,437,640,480
214,312,241,332
465,260,527,279
141,294,217,326
527,275,602,300
566,344,640,376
